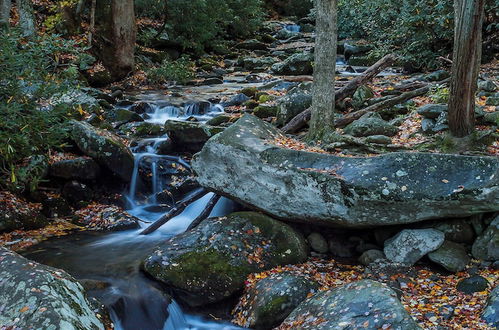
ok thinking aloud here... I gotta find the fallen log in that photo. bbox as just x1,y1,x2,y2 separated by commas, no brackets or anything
281,53,397,134
333,85,431,128
140,188,208,235
186,194,221,231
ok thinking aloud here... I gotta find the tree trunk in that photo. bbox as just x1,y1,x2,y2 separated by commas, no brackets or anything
16,0,35,37
95,0,136,81
88,0,96,46
307,0,337,142
0,0,11,29
448,0,485,137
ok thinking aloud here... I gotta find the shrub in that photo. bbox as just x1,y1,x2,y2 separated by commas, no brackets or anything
146,56,195,84
0,30,85,191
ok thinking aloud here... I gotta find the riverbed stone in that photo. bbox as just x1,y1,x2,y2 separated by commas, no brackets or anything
0,247,105,329
344,113,399,137
192,115,499,228
233,272,319,329
271,53,314,75
0,191,48,232
71,120,134,181
105,108,143,126
457,275,490,294
164,120,223,152
276,92,312,125
359,249,386,266
483,285,499,327
50,158,101,181
417,104,448,119
384,229,445,266
307,232,329,253
280,280,420,329
142,212,308,306
428,241,470,272
472,216,499,261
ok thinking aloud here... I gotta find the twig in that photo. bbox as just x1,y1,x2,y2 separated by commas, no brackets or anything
186,194,221,231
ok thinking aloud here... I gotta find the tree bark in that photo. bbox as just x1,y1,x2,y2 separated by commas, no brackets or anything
95,0,136,81
88,0,96,46
282,53,396,134
448,0,485,137
0,0,11,29
16,0,35,37
307,0,337,142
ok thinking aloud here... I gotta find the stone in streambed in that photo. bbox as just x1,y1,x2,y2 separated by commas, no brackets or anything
164,120,223,152
0,247,105,329
142,212,308,306
271,53,314,76
457,275,490,294
482,285,499,327
307,232,328,253
0,191,48,232
472,216,499,261
344,113,399,137
71,121,134,181
280,280,420,329
233,272,319,329
384,229,445,266
428,240,470,272
50,158,101,181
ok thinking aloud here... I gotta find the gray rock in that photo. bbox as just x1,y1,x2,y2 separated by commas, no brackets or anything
433,111,449,132
344,113,399,137
421,118,436,133
234,272,319,329
50,158,101,181
430,219,475,244
472,216,499,261
359,249,386,266
271,53,314,76
192,115,499,228
164,120,223,152
384,229,445,266
253,105,278,119
428,241,470,272
222,93,251,107
482,285,499,328
0,191,48,232
276,92,312,126
142,212,308,306
365,135,392,144
105,108,143,126
0,247,105,329
457,275,489,294
483,111,499,125
281,280,420,329
240,57,277,71
422,70,450,82
120,122,166,138
417,104,448,119
71,121,134,181
486,95,499,106
307,232,329,253
352,85,375,109
479,80,498,93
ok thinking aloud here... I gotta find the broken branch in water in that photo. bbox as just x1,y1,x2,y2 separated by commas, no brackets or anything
140,188,208,235
186,194,221,231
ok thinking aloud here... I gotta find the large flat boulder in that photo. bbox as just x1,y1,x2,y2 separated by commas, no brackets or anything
192,115,499,228
0,247,105,329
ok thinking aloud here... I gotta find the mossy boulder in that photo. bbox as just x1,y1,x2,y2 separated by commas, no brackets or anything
142,212,308,306
428,240,470,272
271,53,314,76
344,112,399,137
120,122,166,138
233,272,319,329
71,121,134,181
0,247,105,329
104,108,143,126
280,280,420,329
472,216,499,261
164,120,223,152
205,114,234,126
276,92,312,126
0,191,49,232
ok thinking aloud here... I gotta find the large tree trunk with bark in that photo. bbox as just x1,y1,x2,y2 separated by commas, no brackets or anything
307,0,337,142
448,0,485,137
16,0,35,37
95,0,136,81
0,0,11,29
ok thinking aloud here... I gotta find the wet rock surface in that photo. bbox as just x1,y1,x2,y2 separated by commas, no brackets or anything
192,115,499,228
142,212,308,306
0,247,105,330
384,229,445,266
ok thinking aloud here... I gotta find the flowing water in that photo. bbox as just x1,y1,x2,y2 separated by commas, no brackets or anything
23,99,244,330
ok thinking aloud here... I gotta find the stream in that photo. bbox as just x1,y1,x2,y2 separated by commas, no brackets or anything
23,94,244,330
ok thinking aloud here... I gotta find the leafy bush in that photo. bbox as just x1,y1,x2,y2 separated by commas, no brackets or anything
135,0,265,53
0,30,85,191
338,0,498,70
146,56,195,84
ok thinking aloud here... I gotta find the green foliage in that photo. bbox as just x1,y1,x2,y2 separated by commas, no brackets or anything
338,0,498,70
429,85,450,104
135,0,265,53
146,56,195,84
0,30,85,191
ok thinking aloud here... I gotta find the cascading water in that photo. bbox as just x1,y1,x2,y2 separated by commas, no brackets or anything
23,98,245,329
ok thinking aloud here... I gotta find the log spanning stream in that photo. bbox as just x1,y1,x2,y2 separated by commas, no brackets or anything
22,95,244,330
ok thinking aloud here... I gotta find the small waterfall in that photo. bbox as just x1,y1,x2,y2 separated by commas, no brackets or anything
284,24,301,33
164,301,243,330
143,101,224,125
